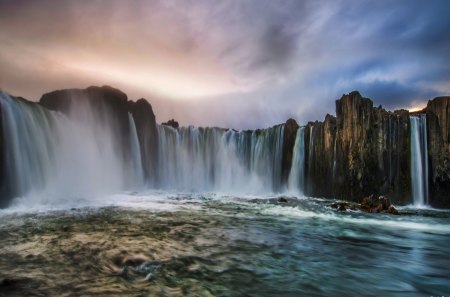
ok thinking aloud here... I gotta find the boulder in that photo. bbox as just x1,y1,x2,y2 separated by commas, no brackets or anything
360,194,399,215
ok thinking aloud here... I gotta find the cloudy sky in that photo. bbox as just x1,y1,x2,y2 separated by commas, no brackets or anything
0,0,449,129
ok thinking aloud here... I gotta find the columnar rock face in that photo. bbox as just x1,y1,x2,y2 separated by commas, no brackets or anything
128,99,158,184
281,118,299,185
426,97,450,207
304,115,336,197
305,91,410,204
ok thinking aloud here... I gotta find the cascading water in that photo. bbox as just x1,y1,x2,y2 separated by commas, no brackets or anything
0,92,287,206
409,115,429,206
287,127,305,194
156,125,285,193
128,113,145,187
0,92,142,204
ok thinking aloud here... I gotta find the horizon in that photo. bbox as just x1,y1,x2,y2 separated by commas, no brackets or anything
1,0,449,129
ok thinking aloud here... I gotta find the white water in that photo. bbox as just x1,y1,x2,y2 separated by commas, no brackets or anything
156,125,285,193
0,92,286,206
128,113,145,187
410,115,429,206
288,127,306,194
0,92,140,201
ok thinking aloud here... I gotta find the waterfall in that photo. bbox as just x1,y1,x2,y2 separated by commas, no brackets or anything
308,126,314,165
288,127,305,194
128,113,144,187
0,91,288,207
410,115,429,206
0,92,57,198
0,92,137,203
156,125,285,193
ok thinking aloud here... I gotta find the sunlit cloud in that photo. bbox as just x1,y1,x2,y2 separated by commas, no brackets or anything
0,0,449,128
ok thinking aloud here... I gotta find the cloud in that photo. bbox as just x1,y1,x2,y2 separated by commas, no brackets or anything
0,0,449,128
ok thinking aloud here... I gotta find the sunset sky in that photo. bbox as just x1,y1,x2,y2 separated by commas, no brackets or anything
0,0,449,129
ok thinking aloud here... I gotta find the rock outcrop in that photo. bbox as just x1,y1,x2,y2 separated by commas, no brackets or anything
40,86,132,162
161,119,179,129
40,86,159,186
281,118,299,185
305,91,411,204
426,96,450,207
128,99,158,184
305,115,336,197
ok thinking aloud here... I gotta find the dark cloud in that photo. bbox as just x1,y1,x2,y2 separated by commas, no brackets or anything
358,80,438,110
0,0,449,129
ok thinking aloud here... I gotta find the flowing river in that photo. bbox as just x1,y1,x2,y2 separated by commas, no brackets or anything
1,192,449,297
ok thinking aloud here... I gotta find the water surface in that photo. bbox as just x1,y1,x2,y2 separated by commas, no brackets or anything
0,193,449,296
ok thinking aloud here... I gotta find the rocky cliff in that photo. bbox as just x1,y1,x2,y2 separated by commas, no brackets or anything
128,99,158,185
426,96,450,207
303,91,410,203
281,119,299,185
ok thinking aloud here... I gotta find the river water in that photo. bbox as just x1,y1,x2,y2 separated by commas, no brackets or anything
0,192,449,297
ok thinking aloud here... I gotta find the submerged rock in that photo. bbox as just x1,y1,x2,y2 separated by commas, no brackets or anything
278,197,288,203
387,205,400,215
360,194,399,215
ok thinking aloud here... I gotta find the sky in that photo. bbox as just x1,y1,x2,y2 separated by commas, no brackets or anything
0,0,449,129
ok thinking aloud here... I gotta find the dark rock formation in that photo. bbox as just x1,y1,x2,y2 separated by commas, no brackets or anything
40,86,132,162
360,194,399,214
128,99,158,184
426,97,450,207
0,101,4,208
305,91,411,204
305,115,336,197
162,119,179,129
40,85,159,186
281,118,299,185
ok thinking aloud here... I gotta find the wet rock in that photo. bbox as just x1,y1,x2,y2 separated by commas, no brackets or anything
281,119,299,185
278,197,288,203
128,98,158,182
426,96,450,207
337,203,347,212
378,196,391,210
387,205,400,215
360,194,400,215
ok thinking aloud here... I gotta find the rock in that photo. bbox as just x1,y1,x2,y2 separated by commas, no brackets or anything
306,91,410,204
162,119,179,129
426,96,450,207
128,99,158,182
40,86,132,169
360,194,400,215
278,197,288,203
378,196,391,211
281,119,299,185
387,205,400,215
337,203,347,211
